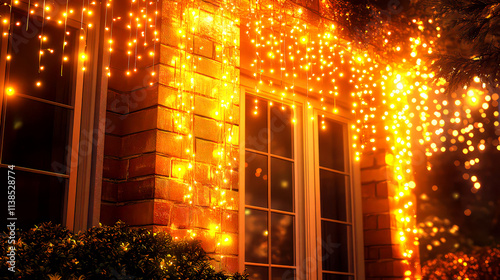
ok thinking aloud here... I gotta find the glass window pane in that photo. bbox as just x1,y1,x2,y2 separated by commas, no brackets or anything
245,209,268,264
271,157,294,212
272,268,295,280
1,169,66,230
245,96,268,152
271,212,294,265
318,118,344,171
321,221,351,273
2,97,72,174
246,266,269,280
270,104,293,158
245,152,268,208
322,273,353,280
8,10,78,105
320,170,347,221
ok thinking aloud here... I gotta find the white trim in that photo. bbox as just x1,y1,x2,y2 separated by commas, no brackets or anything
349,121,366,280
65,27,87,231
240,84,365,279
294,104,305,280
0,4,10,128
312,110,366,280
303,103,319,280
239,88,247,273
242,89,303,278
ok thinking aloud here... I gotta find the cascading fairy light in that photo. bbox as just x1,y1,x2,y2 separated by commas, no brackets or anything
152,0,158,78
3,0,499,276
216,1,229,260
133,0,138,73
350,21,441,278
158,0,241,253
278,3,285,106
38,0,46,82
210,0,242,260
246,2,424,278
60,0,69,75
105,0,113,77
125,0,133,76
185,0,196,208
397,19,500,262
2,0,97,93
173,0,194,207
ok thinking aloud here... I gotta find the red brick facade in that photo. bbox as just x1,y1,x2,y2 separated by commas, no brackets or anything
361,150,410,279
100,0,419,277
101,0,240,272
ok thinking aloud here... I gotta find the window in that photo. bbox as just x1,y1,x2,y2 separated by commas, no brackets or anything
0,6,83,230
244,95,298,280
316,117,354,280
242,92,362,279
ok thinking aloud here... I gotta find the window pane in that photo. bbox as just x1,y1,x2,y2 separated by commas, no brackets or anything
322,274,353,280
272,268,295,280
245,96,268,152
270,104,293,158
246,266,269,280
271,157,294,212
245,152,268,208
318,118,344,171
245,209,268,264
320,170,347,221
271,212,294,265
8,11,78,105
321,221,351,273
2,96,72,173
1,169,66,230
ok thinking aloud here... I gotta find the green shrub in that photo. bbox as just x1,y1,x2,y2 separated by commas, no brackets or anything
422,245,500,279
1,222,247,280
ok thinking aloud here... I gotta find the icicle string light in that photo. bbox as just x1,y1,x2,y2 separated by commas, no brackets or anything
3,1,499,278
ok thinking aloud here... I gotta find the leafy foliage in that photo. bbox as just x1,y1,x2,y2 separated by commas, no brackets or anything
421,245,500,279
0,222,247,280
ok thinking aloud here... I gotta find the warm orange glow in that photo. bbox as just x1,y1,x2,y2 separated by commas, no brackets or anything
6,87,15,96
4,2,499,277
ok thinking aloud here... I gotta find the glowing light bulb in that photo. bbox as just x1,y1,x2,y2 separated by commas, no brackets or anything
6,87,15,96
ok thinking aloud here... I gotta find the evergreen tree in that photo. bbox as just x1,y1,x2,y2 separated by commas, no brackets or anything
427,0,500,90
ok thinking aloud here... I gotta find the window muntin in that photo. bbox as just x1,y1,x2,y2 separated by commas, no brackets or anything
317,117,354,278
244,94,296,279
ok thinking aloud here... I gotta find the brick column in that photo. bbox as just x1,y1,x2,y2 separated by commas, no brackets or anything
361,149,411,279
100,0,240,273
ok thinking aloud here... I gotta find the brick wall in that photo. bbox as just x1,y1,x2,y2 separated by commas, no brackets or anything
101,0,240,273
99,0,420,278
361,149,415,280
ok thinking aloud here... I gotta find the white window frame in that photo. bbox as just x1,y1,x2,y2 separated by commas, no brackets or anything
240,89,306,279
0,1,108,232
239,87,365,279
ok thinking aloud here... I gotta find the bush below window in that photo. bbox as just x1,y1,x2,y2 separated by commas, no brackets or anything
1,221,247,280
